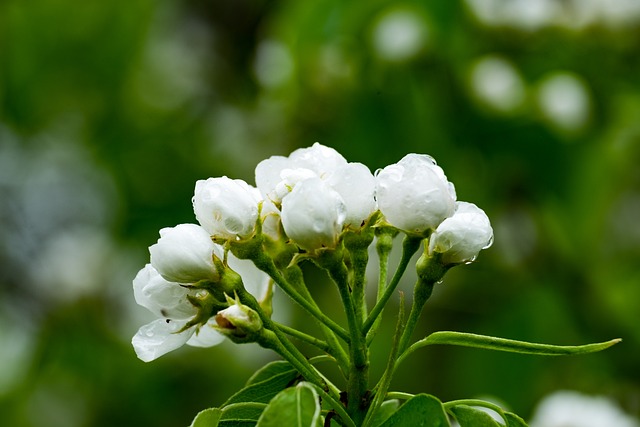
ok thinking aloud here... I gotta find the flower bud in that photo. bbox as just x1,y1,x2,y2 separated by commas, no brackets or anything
215,302,262,340
376,154,456,233
193,177,261,240
149,224,221,284
280,177,346,251
428,201,493,264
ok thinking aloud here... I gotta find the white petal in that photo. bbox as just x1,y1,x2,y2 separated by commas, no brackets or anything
288,142,347,179
186,321,226,348
132,319,193,362
328,162,377,228
255,155,297,200
132,264,198,320
227,253,271,302
149,223,220,283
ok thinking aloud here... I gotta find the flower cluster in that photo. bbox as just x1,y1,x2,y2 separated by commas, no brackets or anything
131,143,493,361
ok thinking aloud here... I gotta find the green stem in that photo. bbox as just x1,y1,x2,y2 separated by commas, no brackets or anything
396,279,435,355
251,251,350,343
397,251,449,355
366,230,394,345
318,251,369,426
308,383,356,427
344,231,374,329
236,287,331,396
283,265,350,373
363,293,405,427
363,236,421,336
274,322,332,354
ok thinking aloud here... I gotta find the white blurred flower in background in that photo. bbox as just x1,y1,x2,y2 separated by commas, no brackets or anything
536,72,592,133
469,55,527,114
371,8,429,62
530,390,640,427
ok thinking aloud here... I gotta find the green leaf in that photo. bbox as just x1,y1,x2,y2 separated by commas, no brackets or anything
218,422,257,427
378,394,450,427
246,361,296,386
190,408,222,427
405,331,621,358
221,402,268,421
256,382,322,427
225,368,299,406
504,412,529,427
449,405,501,427
369,399,400,427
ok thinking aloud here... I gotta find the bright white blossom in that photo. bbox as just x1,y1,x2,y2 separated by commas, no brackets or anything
149,223,221,284
281,177,346,251
133,143,494,362
193,176,261,239
428,202,493,264
376,154,456,233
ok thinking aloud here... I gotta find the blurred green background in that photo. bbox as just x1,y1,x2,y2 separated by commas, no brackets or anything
1,0,639,426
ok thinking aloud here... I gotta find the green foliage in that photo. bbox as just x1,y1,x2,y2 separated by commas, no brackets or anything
191,408,222,427
448,405,501,427
255,383,322,427
224,364,299,406
378,395,449,427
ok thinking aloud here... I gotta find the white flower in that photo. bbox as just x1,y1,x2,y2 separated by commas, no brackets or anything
428,201,493,264
530,390,640,427
327,162,377,229
376,154,456,233
149,224,221,284
193,176,261,239
131,264,225,362
255,142,347,203
281,177,346,251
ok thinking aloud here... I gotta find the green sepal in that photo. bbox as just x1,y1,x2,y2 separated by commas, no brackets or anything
378,394,450,427
224,363,299,406
190,408,222,427
256,382,322,427
449,405,501,427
